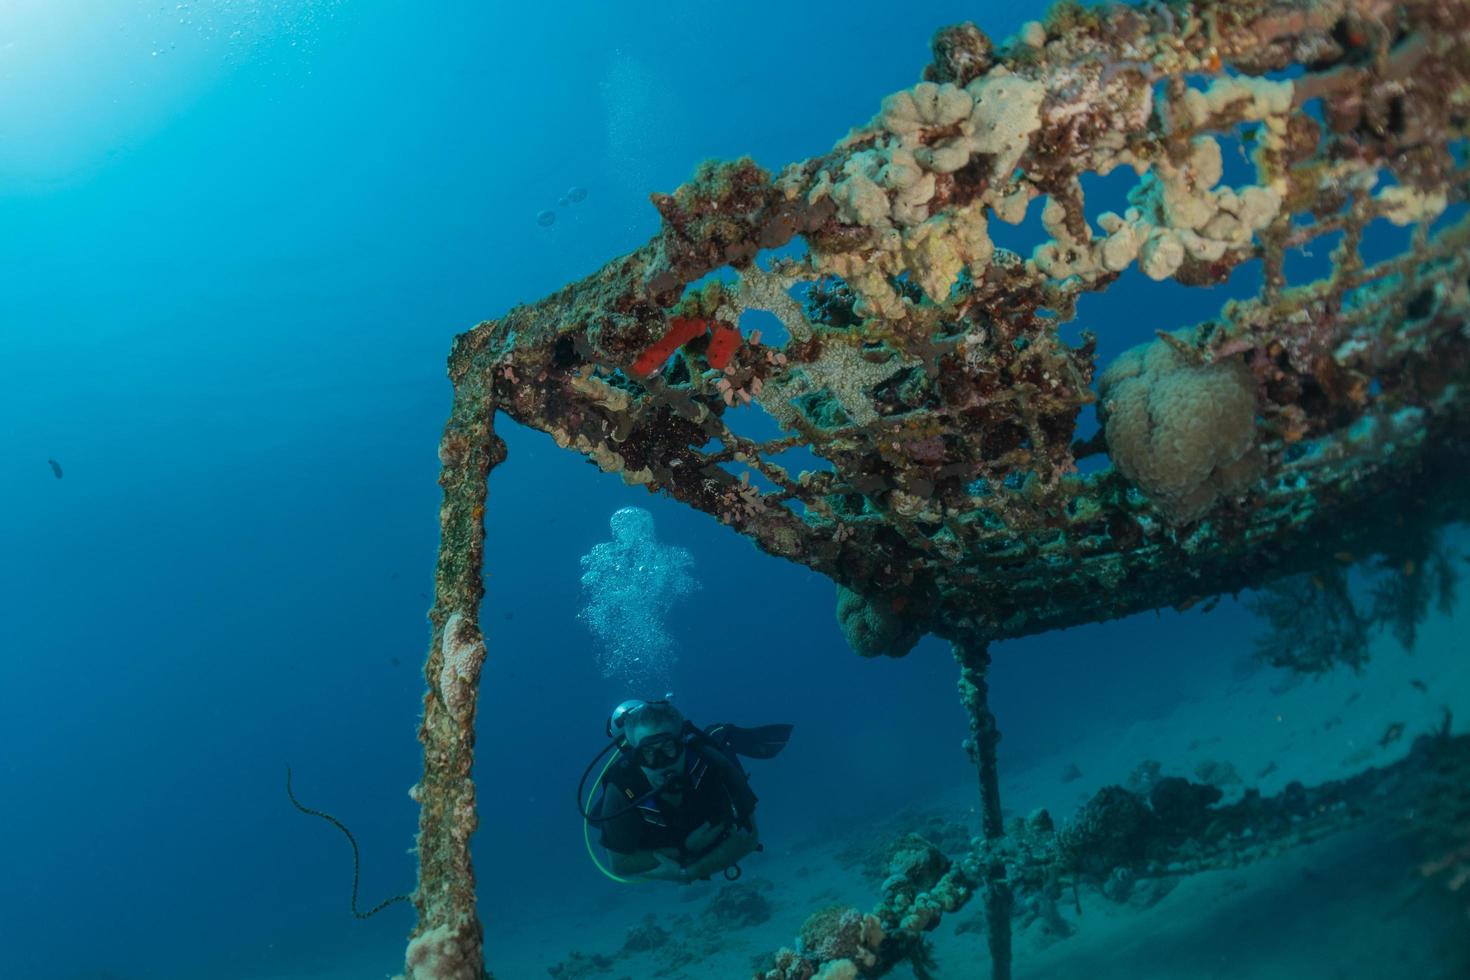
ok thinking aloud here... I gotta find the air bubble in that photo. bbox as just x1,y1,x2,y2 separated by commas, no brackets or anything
579,507,699,691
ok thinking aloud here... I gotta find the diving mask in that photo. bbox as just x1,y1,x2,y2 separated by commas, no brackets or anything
635,733,683,769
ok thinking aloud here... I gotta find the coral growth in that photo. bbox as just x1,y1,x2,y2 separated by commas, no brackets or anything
1250,567,1369,674
1056,786,1157,878
620,915,670,954
884,834,951,893
835,585,921,658
1250,525,1461,674
759,906,886,979
704,881,774,929
1097,333,1260,524
401,921,483,980
438,612,487,723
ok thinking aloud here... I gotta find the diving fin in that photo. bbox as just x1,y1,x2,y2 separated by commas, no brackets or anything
709,723,794,760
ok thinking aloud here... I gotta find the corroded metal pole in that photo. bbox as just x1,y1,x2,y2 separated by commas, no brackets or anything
404,369,504,980
955,639,1012,980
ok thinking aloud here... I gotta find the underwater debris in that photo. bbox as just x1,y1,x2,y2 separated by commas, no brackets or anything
284,767,410,919
411,1,1470,976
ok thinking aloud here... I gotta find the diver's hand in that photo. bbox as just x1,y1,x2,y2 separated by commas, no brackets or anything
722,825,759,862
683,821,724,854
682,825,760,881
647,851,692,885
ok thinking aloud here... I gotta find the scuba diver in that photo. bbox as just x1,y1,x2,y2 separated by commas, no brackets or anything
577,697,792,885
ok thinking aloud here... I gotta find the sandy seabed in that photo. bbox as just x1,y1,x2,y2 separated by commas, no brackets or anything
198,599,1468,980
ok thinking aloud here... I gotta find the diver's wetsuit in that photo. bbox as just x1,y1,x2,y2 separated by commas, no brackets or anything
598,725,758,862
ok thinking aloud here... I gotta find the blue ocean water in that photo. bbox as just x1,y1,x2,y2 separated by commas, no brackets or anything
3,3,1466,979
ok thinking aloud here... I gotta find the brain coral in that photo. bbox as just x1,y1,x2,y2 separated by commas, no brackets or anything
1097,334,1261,524
835,585,921,658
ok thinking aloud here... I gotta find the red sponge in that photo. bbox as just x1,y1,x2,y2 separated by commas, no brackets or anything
631,317,708,376
706,324,742,370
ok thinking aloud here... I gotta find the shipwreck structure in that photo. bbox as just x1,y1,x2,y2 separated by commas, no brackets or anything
401,0,1470,977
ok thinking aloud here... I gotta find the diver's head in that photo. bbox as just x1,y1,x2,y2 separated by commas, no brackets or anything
607,699,646,738
618,699,687,789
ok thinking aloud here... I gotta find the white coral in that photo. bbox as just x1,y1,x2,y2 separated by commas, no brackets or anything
403,922,480,980
438,612,485,723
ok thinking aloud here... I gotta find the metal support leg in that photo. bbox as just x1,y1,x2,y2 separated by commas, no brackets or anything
955,639,1012,980
406,388,504,979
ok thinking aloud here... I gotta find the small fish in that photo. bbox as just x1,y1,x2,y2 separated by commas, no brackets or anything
536,209,556,227
1410,679,1428,693
1378,722,1405,748
47,458,63,479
